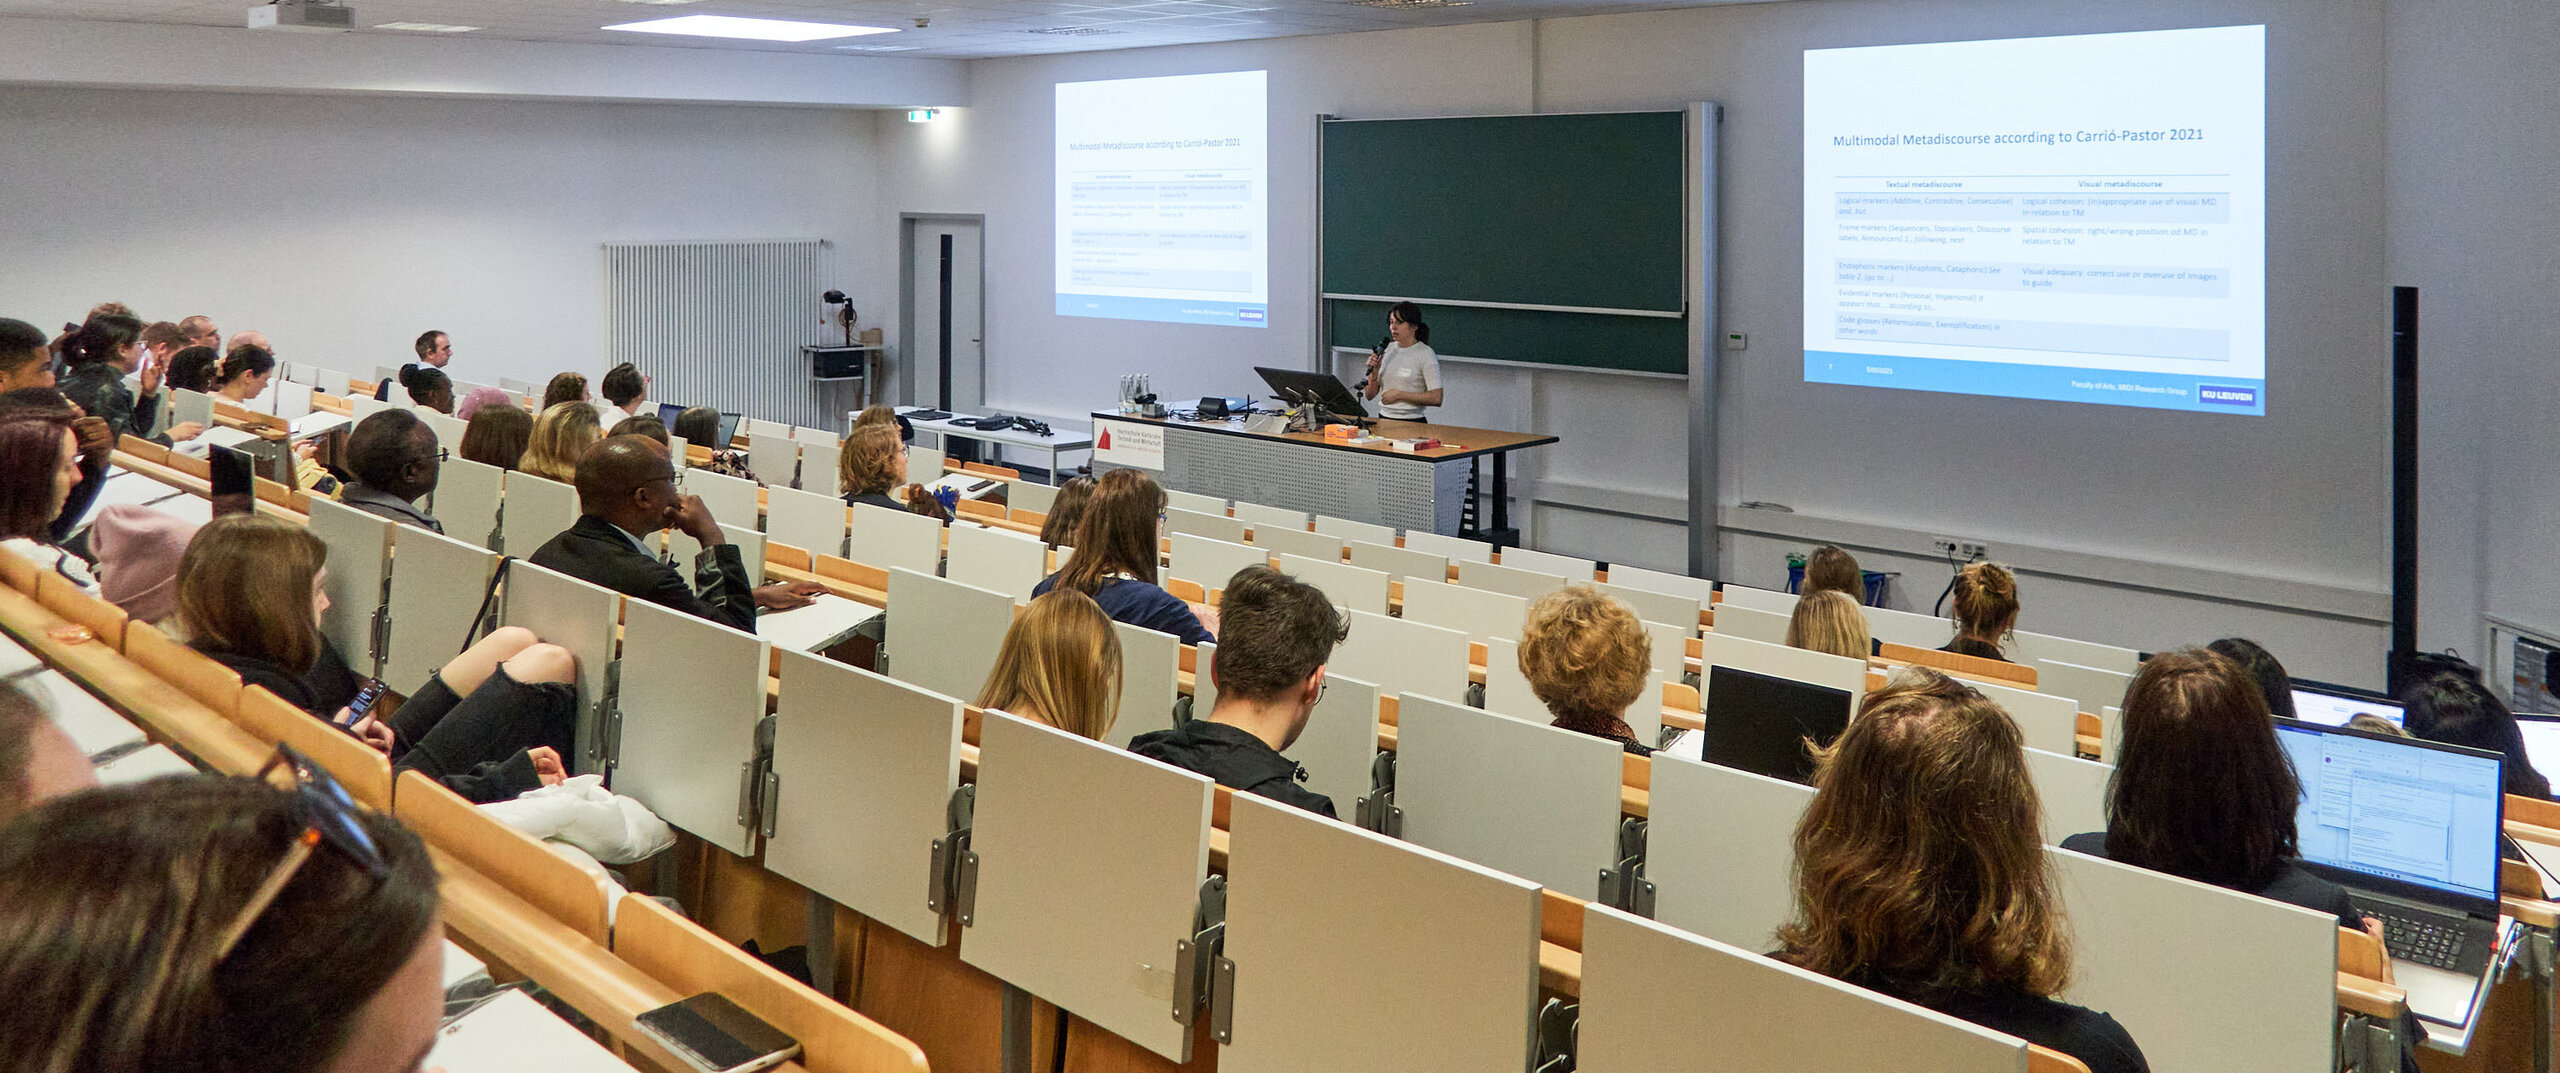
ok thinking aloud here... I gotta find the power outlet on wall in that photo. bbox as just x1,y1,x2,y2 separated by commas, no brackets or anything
1930,536,1990,559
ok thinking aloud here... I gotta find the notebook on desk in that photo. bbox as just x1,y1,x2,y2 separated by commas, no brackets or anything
429,988,637,1073
2273,718,2508,1034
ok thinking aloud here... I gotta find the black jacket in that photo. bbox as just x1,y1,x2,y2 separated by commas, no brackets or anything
528,514,758,633
1129,720,1336,818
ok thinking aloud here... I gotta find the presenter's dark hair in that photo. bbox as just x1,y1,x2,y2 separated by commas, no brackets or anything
600,363,645,407
0,776,440,1073
672,406,725,449
1388,301,1429,344
215,344,275,388
59,314,143,366
1211,566,1348,702
2404,672,2553,798
1055,468,1165,593
2104,648,2301,890
166,346,222,392
2205,637,2295,722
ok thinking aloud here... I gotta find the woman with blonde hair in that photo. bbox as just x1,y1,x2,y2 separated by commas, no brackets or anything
975,588,1124,741
1785,589,1872,661
1033,468,1212,644
1778,666,2146,1073
1943,561,2021,662
1519,586,1654,755
518,401,602,484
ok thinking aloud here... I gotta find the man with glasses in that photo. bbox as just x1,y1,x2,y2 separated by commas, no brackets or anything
1129,565,1348,817
529,435,820,633
338,409,445,534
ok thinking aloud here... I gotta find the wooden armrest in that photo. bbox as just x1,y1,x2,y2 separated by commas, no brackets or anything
613,893,930,1073
2338,924,2385,979
2503,894,2560,930
233,687,392,810
2028,1045,2093,1073
430,852,696,1073
2334,972,2408,1021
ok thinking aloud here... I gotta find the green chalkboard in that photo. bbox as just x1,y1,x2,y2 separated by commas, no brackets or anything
1321,111,1689,375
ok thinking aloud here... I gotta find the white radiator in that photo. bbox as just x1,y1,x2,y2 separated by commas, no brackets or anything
603,239,832,430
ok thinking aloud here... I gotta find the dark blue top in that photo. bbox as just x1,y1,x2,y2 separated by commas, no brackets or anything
1032,574,1213,646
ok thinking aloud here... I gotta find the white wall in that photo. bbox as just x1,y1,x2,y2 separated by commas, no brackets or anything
0,87,893,392
879,0,2429,687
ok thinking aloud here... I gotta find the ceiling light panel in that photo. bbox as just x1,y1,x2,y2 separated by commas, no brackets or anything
373,21,479,32
603,14,900,42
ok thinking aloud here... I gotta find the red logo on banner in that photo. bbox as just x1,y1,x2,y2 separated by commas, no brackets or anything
1098,428,1112,450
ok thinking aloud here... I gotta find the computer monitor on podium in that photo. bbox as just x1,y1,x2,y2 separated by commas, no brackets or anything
1253,367,1370,421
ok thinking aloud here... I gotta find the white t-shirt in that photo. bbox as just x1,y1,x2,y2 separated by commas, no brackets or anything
1373,342,1441,421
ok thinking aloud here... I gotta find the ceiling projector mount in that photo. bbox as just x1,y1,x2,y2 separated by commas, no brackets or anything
248,0,355,32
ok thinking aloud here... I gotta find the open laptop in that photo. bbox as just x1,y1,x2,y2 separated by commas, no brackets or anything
2272,717,2506,1030
2515,714,2560,790
2288,681,2406,728
1688,665,1856,784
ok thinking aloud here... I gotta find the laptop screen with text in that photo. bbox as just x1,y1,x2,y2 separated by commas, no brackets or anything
2290,685,2406,728
2274,719,2502,903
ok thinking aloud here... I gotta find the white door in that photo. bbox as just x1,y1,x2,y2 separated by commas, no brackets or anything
905,217,985,414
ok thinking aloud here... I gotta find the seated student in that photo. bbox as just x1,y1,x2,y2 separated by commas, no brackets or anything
2066,649,2423,1070
1131,566,1348,816
455,385,511,421
164,344,222,394
54,313,165,442
1519,586,1656,755
527,436,821,633
91,503,197,633
0,682,99,828
1032,468,1214,645
1778,667,2148,1073
212,344,277,408
458,401,531,471
1941,561,2021,662
398,365,452,415
2405,670,2554,799
0,387,114,545
178,514,577,802
854,402,914,443
596,363,647,426
839,423,952,522
0,776,445,1073
335,410,443,534
608,413,668,446
973,588,1123,741
374,329,453,401
672,405,758,483
1039,474,1096,547
1801,544,1863,600
0,413,101,596
1786,589,1873,662
2207,637,2297,721
542,371,589,411
518,400,601,484
0,318,58,392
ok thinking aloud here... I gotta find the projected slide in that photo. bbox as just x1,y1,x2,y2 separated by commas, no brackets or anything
1803,26,2265,414
1055,70,1268,327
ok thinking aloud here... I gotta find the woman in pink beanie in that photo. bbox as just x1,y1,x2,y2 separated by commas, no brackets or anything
455,385,514,421
90,504,198,630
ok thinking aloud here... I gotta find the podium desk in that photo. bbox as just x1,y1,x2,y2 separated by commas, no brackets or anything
1091,411,1557,540
895,408,1093,482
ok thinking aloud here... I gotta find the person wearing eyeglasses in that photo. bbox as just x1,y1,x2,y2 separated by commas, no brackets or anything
181,514,579,803
335,409,445,535
528,435,823,633
0,763,446,1073
1129,566,1346,817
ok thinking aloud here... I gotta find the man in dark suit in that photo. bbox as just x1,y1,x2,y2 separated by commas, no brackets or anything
528,435,821,632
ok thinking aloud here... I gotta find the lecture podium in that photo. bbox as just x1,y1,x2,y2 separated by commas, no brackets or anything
1091,410,1556,543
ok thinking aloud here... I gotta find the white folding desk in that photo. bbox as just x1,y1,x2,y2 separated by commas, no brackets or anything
766,652,962,946
899,408,1092,482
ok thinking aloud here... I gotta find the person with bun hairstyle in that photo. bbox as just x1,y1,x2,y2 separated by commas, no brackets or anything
0,775,447,1073
1519,586,1656,755
165,345,222,393
1786,589,1872,662
974,588,1124,741
213,344,278,406
1033,468,1214,645
1359,300,1441,421
1780,666,2148,1073
56,312,169,441
399,366,452,414
1943,561,2021,662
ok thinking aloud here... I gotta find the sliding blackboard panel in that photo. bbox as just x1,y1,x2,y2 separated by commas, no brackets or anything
1325,299,1687,376
1322,112,1685,313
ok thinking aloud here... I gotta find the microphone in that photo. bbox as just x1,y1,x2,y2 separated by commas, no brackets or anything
1358,335,1389,390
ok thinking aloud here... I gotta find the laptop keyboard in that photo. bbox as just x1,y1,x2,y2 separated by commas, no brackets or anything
2372,907,2467,971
